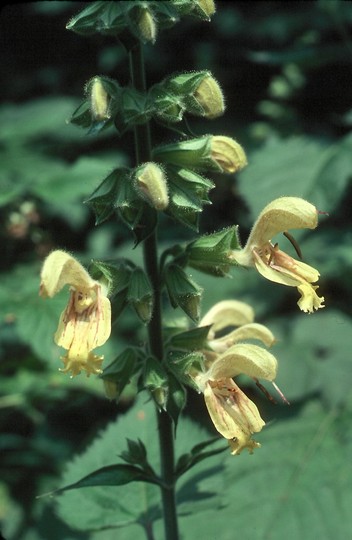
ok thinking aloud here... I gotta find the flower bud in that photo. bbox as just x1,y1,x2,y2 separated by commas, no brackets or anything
153,135,247,175
138,7,157,44
210,136,247,174
151,387,168,410
89,77,110,121
135,162,169,210
195,0,216,19
193,75,225,119
103,379,119,400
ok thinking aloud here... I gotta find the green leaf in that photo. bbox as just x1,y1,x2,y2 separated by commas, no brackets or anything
54,397,226,532
179,400,352,539
312,132,352,213
270,310,352,407
45,464,159,497
237,135,327,221
175,437,227,477
120,438,148,467
0,97,82,142
238,134,352,224
0,263,65,364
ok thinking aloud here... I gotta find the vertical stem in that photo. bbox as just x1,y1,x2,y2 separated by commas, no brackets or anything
129,43,179,540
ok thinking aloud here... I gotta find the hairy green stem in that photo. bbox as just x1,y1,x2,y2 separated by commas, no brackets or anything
129,43,179,540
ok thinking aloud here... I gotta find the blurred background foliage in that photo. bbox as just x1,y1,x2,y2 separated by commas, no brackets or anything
1,1,352,539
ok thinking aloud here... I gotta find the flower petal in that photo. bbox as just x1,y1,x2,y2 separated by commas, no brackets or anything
55,294,111,350
209,343,278,381
210,322,276,352
40,250,96,298
199,300,255,339
245,197,318,248
253,250,303,287
204,380,264,454
297,283,325,313
60,351,104,377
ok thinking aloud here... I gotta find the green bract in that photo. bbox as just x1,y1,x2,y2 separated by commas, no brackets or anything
101,348,138,401
127,268,154,323
164,263,203,322
153,136,218,172
186,226,240,276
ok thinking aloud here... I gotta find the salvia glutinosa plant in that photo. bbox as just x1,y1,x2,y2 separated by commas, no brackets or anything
39,1,325,538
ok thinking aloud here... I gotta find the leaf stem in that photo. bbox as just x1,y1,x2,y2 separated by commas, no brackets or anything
129,42,179,540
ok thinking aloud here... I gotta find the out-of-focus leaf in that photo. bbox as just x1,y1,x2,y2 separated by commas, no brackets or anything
270,310,352,406
33,157,118,202
0,98,82,142
300,228,352,279
248,43,351,68
0,263,64,364
54,396,228,532
179,400,352,540
237,134,352,226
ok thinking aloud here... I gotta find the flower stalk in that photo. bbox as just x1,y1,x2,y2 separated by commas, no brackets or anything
129,42,179,540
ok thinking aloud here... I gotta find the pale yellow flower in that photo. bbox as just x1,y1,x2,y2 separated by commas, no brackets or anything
193,301,278,455
40,250,111,377
231,197,325,313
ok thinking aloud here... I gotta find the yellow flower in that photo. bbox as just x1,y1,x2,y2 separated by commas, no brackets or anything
194,301,278,455
231,197,325,313
40,250,111,377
